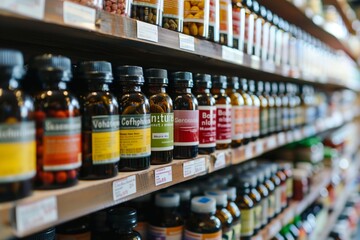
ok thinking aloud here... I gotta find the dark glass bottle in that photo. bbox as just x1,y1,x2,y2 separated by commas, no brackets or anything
220,187,242,240
145,68,174,164
286,83,296,130
256,81,268,138
262,165,276,222
108,207,142,240
238,78,253,144
254,169,269,229
264,82,276,135
0,49,35,202
281,163,293,202
271,82,283,133
78,61,119,180
24,228,56,240
126,194,151,239
90,209,112,240
248,80,260,140
168,187,192,220
279,83,290,131
56,216,91,240
114,66,151,171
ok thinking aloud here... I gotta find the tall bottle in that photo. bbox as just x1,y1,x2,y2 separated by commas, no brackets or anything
220,187,242,240
256,81,268,138
279,83,289,132
286,83,296,130
248,80,260,140
264,82,276,135
114,66,151,171
238,78,253,144
271,82,282,133
262,165,276,222
269,164,282,216
254,169,269,229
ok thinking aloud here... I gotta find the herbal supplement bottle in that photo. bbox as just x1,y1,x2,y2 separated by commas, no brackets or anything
172,72,199,159
279,83,289,131
220,187,242,240
248,80,260,140
262,165,276,222
276,165,288,210
252,1,263,57
271,82,282,133
238,78,253,144
244,0,255,56
286,83,296,129
254,169,269,229
108,207,142,240
91,210,112,240
184,196,222,239
205,191,234,239
32,54,81,189
219,0,233,47
78,61,119,180
226,76,245,148
114,66,151,171
281,163,293,202
232,0,246,51
145,68,174,164
269,164,282,216
168,187,192,220
264,82,276,135
256,81,268,138
211,75,231,149
0,49,35,202
148,193,184,239
194,73,216,154
56,216,91,240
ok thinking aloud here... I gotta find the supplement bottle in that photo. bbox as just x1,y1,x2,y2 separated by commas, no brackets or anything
271,82,282,133
108,207,142,240
168,187,192,220
194,73,216,154
256,81,268,138
219,0,233,47
269,164,282,216
244,0,255,56
171,72,199,159
220,187,242,240
183,0,210,38
185,196,222,239
232,0,246,51
254,169,269,229
90,209,112,240
78,61,119,180
114,66,151,171
281,163,293,202
145,68,174,164
0,49,35,201
56,216,91,240
238,78,253,144
262,165,276,222
279,83,289,131
32,54,81,189
293,84,303,128
252,1,263,57
276,165,288,210
264,82,276,135
248,80,260,140
126,194,151,239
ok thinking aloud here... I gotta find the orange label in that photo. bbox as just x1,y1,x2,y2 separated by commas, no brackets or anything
184,229,222,240
219,0,229,32
164,0,183,17
231,106,244,140
244,105,252,138
134,222,148,239
252,106,260,135
148,225,183,239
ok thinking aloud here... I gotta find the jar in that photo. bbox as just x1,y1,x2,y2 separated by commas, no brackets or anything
254,169,269,228
248,80,260,140
104,0,131,16
194,73,216,154
162,0,183,31
78,61,119,180
145,68,174,165
108,207,142,239
171,71,199,159
293,169,309,201
32,54,81,189
256,81,268,138
264,82,276,135
90,209,113,240
148,193,184,239
69,0,103,9
208,0,220,42
131,0,162,25
219,0,233,46
0,49,35,202
232,0,245,51
56,216,91,240
262,165,276,221
183,0,210,38
25,228,56,240
238,78,253,144
211,75,231,150
114,65,151,171
244,0,255,55
184,196,222,239
220,187,242,240
167,187,192,220
271,82,282,133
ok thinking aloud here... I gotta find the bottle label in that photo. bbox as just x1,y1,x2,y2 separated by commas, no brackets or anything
268,108,276,133
199,106,216,147
43,117,82,171
252,106,260,137
261,198,268,227
240,208,254,237
281,182,287,208
148,225,183,240
222,229,233,240
151,113,174,151
91,115,120,164
254,204,262,230
268,193,275,218
275,187,281,214
233,221,241,240
56,232,91,240
134,221,148,240
0,122,36,182
244,105,252,138
219,0,229,33
231,105,244,141
120,114,151,158
260,107,268,136
184,229,222,240
282,107,289,129
216,104,231,144
174,110,199,146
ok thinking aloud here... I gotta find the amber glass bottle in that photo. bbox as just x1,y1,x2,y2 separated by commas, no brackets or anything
167,187,192,220
264,82,276,135
248,80,260,140
281,163,293,203
271,82,283,133
286,83,296,130
262,165,276,222
108,207,142,240
256,81,268,138
238,78,253,144
220,187,242,240
269,164,282,216
145,68,174,165
279,83,289,131
254,169,269,229
276,165,288,210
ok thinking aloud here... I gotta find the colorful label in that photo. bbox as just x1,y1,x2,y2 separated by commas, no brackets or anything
240,209,254,237
231,106,244,141
244,105,252,138
135,222,148,240
149,225,183,240
254,204,262,230
281,182,287,208
164,0,183,17
120,114,151,158
151,113,174,151
268,193,275,218
261,198,268,227
209,0,217,25
275,188,281,214
185,230,222,240
91,115,120,164
219,0,229,33
233,222,241,240
252,106,260,137
260,108,268,136
43,117,82,171
222,229,233,240
56,232,91,240
286,178,293,199
184,0,207,24
174,110,199,146
199,106,216,147
216,104,231,144
0,122,36,182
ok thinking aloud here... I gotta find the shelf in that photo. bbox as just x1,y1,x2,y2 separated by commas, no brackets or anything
0,0,358,91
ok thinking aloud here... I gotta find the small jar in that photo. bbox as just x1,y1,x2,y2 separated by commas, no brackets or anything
248,80,260,140
69,0,103,9
219,0,233,46
0,49,35,202
108,207,142,239
131,0,163,25
162,0,183,31
220,187,242,240
238,78,253,144
183,0,210,38
32,54,81,189
104,0,131,16
168,187,192,220
78,61,119,180
145,68,174,165
25,228,56,240
256,81,268,138
56,216,91,240
113,66,151,171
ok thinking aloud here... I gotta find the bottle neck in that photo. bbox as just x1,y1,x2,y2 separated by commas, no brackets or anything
88,81,110,92
42,81,67,90
195,87,210,94
0,75,19,90
148,85,166,94
174,86,191,94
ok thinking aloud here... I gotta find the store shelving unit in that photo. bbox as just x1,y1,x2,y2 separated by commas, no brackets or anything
323,0,357,35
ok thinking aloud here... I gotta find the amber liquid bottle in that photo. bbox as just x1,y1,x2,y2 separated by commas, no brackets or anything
271,82,283,133
253,169,269,229
220,187,242,240
238,79,253,144
261,165,276,222
248,80,260,140
286,83,296,130
264,82,276,135
279,83,289,132
256,81,268,138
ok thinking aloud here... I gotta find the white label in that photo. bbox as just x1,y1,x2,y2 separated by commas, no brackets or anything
245,144,253,159
63,1,96,30
277,132,286,145
16,197,58,233
222,46,243,64
112,175,137,201
255,140,263,155
286,131,293,142
179,34,195,51
0,0,45,19
194,158,206,174
268,220,282,237
214,152,226,169
266,136,277,149
183,160,195,178
251,55,260,69
137,21,158,42
155,166,172,186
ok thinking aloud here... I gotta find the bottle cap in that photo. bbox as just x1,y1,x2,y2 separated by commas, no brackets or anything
30,54,72,82
266,9,273,22
252,1,260,13
194,73,212,89
90,210,111,233
240,78,248,91
219,187,237,201
24,228,55,240
227,76,239,89
115,65,144,84
145,68,168,84
155,193,180,207
256,81,264,93
172,71,193,87
212,75,227,89
108,207,137,229
270,164,279,174
191,196,216,213
244,0,252,8
264,82,271,93
167,188,191,201
205,191,228,207
273,14,279,26
78,61,113,82
248,80,256,93
0,49,24,79
271,82,278,94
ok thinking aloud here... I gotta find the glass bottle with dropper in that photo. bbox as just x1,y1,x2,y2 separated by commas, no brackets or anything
256,81,269,138
248,80,260,140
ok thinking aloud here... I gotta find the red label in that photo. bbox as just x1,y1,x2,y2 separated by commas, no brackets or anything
216,104,231,144
174,110,199,146
232,8,240,36
199,106,216,147
252,106,260,137
244,106,252,138
231,106,244,140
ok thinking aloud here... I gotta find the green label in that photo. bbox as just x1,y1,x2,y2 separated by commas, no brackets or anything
151,113,174,151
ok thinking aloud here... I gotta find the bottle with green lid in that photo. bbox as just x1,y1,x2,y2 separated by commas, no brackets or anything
261,165,276,222
168,187,192,220
256,81,268,137
253,169,269,229
248,80,260,140
238,78,253,144
108,207,142,239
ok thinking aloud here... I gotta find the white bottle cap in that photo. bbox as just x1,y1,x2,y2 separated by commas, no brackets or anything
219,187,237,201
191,196,216,214
167,187,191,201
204,191,228,207
155,193,180,207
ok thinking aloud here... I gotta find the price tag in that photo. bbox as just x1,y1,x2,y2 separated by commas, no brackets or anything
113,175,137,201
245,144,253,159
179,34,195,51
268,220,282,237
277,132,286,145
194,158,206,174
266,136,276,149
214,152,226,170
286,131,293,142
262,61,276,73
251,55,260,69
255,140,263,155
137,21,158,42
183,160,195,178
155,166,172,186
16,197,58,233
0,0,45,19
222,46,243,64
63,1,96,30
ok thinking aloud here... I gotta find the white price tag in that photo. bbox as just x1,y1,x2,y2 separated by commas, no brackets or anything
214,152,226,170
251,55,260,69
137,21,158,42
179,34,195,51
286,131,294,142
63,1,96,30
113,175,137,201
194,158,206,174
255,140,263,155
183,160,195,178
0,0,45,19
16,197,57,233
277,133,286,145
222,46,243,64
155,166,172,186
245,144,253,159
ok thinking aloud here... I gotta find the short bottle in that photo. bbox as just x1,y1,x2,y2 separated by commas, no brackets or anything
238,79,253,144
281,163,293,202
167,187,192,220
108,207,142,240
248,80,260,140
56,216,91,240
256,81,269,138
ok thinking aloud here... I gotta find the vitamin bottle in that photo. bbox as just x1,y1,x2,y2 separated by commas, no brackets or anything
114,66,151,171
269,164,282,216
271,82,282,133
183,0,210,38
211,75,231,149
256,81,268,138
56,216,91,240
232,0,246,51
168,187,192,220
145,68,174,165
254,169,269,229
226,76,245,148
108,207,142,240
184,196,222,239
268,13,278,64
244,0,255,56
238,78,253,144
194,73,216,154
172,71,199,159
219,0,233,46
78,61,119,180
0,49,35,201
264,82,276,135
279,83,289,132
248,80,260,140
220,187,242,240
262,165,276,222
208,0,220,42
32,54,81,189
148,193,184,239
276,165,288,210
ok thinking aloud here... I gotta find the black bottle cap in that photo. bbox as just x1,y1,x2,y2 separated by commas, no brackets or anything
0,49,24,79
24,228,55,240
145,68,168,84
78,61,113,83
115,65,144,84
194,73,212,89
108,207,137,229
248,80,256,93
30,54,72,82
240,78,248,91
227,76,239,90
212,75,227,89
90,210,111,233
256,81,264,93
172,71,193,88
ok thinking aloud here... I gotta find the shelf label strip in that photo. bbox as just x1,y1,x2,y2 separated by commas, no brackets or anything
137,21,158,43
0,0,45,20
63,1,96,30
113,175,137,202
214,152,226,170
155,166,172,186
222,46,244,64
179,34,195,51
183,157,207,177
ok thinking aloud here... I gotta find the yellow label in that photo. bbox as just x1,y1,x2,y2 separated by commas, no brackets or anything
240,208,254,237
92,131,120,164
223,229,233,240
